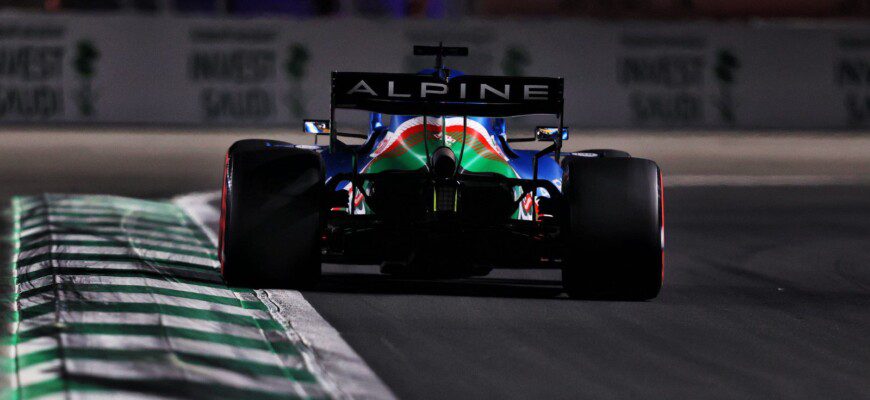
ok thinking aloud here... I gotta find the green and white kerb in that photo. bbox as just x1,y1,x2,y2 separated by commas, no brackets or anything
2,194,333,400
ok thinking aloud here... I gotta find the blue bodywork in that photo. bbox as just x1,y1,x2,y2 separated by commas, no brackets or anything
315,68,564,197
317,114,564,197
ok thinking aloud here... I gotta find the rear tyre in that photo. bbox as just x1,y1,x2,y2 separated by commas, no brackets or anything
561,156,663,300
219,139,324,288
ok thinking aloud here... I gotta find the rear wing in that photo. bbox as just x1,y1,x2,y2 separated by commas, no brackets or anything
328,67,565,206
331,72,564,117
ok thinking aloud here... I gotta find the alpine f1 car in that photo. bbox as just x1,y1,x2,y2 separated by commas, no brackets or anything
219,45,664,300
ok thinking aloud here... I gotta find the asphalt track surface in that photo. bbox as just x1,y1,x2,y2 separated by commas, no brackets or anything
2,131,869,399
296,185,870,400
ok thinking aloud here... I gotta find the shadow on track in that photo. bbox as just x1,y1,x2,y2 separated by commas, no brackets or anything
309,266,568,299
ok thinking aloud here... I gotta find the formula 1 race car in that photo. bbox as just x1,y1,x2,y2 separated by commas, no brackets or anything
219,45,664,300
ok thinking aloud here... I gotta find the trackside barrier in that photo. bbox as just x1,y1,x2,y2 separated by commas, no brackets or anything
0,14,869,129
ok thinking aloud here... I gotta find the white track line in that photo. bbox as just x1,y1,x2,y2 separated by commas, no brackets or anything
174,192,395,400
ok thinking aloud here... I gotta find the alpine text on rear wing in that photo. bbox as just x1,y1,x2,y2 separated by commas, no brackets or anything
332,72,564,117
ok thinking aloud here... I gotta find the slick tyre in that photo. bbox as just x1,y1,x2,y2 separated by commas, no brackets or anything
219,139,324,288
561,156,664,300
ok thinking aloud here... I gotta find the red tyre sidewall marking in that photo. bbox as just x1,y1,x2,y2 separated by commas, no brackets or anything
219,151,229,274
